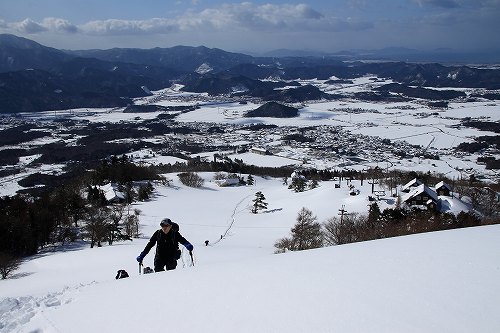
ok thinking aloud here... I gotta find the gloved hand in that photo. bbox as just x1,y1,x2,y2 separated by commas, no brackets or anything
185,243,194,252
136,252,145,263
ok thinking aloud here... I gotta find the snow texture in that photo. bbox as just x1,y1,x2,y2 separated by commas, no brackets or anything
1,173,499,333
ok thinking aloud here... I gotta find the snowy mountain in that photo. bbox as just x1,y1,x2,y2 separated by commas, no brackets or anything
1,172,499,332
195,62,214,74
2,34,500,113
0,33,499,333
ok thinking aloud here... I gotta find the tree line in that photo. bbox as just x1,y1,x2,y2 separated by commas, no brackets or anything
0,156,160,278
275,205,499,253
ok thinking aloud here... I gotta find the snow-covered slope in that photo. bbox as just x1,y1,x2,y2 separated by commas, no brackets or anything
2,225,499,333
1,174,499,333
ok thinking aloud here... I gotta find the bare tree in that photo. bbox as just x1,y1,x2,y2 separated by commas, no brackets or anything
213,172,227,180
0,252,21,279
83,205,111,248
274,237,294,254
178,172,204,187
323,213,367,245
323,216,348,245
477,188,500,218
125,208,141,238
274,207,323,253
108,204,131,245
292,208,323,250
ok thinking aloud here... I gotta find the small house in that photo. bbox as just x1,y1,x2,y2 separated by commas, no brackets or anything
215,177,240,187
100,183,126,203
251,147,270,155
435,181,452,197
401,184,438,207
401,178,423,193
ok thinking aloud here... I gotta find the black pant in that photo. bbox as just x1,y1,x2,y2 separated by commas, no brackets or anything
154,255,177,272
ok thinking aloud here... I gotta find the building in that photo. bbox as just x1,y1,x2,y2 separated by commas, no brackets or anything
401,178,423,193
215,177,240,187
401,184,439,208
100,183,126,203
435,181,452,197
251,147,270,155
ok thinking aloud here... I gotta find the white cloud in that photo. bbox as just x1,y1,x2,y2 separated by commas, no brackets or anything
7,17,77,34
80,18,178,35
2,3,371,37
2,1,494,52
42,18,78,33
13,18,47,34
78,3,328,34
187,3,326,31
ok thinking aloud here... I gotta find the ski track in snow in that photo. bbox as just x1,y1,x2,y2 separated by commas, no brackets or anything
212,192,257,245
0,190,259,333
0,282,96,333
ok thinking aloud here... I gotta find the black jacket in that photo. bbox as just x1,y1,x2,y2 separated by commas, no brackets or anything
142,222,189,260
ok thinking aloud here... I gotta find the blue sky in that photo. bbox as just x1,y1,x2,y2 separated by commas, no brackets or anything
1,0,499,53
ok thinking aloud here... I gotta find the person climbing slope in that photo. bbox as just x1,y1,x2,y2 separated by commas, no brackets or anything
136,218,193,272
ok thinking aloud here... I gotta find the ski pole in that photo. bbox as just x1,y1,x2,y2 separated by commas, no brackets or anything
189,251,194,266
139,262,143,275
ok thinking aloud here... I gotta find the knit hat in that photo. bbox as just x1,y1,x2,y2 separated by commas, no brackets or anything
160,218,172,227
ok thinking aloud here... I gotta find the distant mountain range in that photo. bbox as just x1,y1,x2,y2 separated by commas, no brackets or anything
259,47,500,64
0,34,499,113
66,46,257,73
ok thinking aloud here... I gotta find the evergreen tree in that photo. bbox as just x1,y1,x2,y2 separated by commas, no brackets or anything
251,191,268,214
137,182,154,201
124,182,137,204
289,177,306,192
367,202,381,225
86,185,106,206
247,174,255,186
308,179,319,190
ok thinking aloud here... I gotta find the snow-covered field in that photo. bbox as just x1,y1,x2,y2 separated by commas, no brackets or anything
2,172,499,333
2,77,499,197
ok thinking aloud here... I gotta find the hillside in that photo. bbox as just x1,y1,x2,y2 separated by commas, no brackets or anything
1,34,500,112
67,45,257,73
245,101,299,118
0,34,72,73
1,172,499,332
